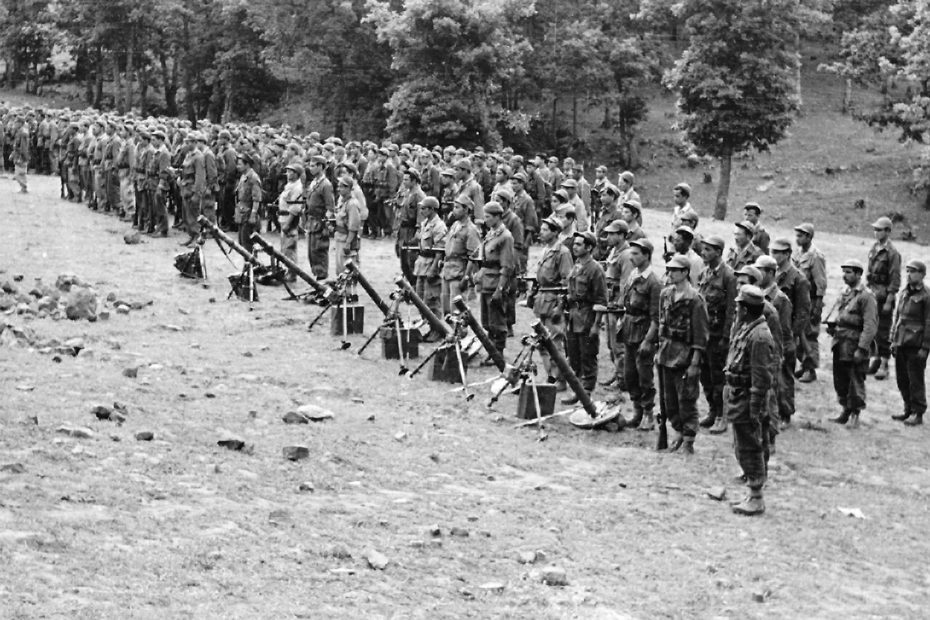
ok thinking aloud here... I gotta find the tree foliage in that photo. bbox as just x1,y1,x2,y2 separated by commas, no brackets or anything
665,0,800,219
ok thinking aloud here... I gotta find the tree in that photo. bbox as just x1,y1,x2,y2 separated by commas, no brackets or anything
366,0,533,147
665,0,800,220
0,0,56,93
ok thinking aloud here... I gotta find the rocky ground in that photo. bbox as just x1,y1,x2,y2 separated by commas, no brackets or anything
1,174,929,619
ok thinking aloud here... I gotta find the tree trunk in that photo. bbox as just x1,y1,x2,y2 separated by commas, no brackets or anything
158,52,178,117
571,92,578,141
714,150,732,220
794,31,802,114
126,44,135,111
551,95,557,147
222,75,234,124
112,57,124,113
94,47,104,108
842,77,852,114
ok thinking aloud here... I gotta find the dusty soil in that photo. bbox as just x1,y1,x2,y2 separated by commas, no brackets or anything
1,174,929,619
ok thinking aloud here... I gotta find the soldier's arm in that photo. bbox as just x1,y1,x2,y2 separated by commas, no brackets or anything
644,279,662,346
794,275,811,337
323,182,335,214
888,249,902,300
557,250,573,281
689,298,709,370
922,292,930,352
858,294,879,351
812,254,827,298
591,266,608,307
749,335,775,417
723,271,737,340
525,198,539,233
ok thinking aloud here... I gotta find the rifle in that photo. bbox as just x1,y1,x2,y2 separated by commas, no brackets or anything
656,360,668,450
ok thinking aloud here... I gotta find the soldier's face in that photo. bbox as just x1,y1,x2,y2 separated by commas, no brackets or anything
874,227,889,242
495,170,507,184
441,175,452,186
734,228,749,246
700,245,719,263
842,268,860,286
737,275,753,287
338,183,352,197
744,208,759,223
403,174,414,189
486,214,501,228
571,239,588,258
539,224,555,243
618,178,630,191
774,249,792,267
667,268,687,284
906,268,924,285
452,203,467,220
607,232,622,247
236,160,246,173
286,170,297,182
673,189,686,205
795,231,810,247
621,207,635,223
672,234,690,253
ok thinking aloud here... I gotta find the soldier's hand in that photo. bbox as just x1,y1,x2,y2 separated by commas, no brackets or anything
491,289,503,304
883,299,894,314
459,277,472,293
639,342,655,358
685,363,700,380
853,347,868,363
918,348,929,362
890,345,897,358
526,294,536,310
248,212,259,225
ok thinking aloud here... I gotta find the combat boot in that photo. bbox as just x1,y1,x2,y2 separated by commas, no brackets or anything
875,358,889,380
699,412,716,428
680,436,695,455
847,411,860,429
798,369,817,383
829,409,850,425
731,488,765,516
709,417,728,435
667,435,684,452
892,409,911,422
904,413,924,426
867,357,881,375
627,408,643,429
637,411,654,431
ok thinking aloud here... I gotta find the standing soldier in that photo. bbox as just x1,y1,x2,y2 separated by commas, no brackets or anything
440,195,480,315
11,116,29,193
510,174,538,251
755,255,793,443
743,203,770,254
865,216,902,380
529,215,573,390
438,168,458,222
455,157,485,226
235,152,263,253
771,237,810,425
825,259,878,428
621,199,645,242
562,231,608,405
372,148,399,239
198,132,219,228
671,182,698,229
697,235,737,434
333,176,362,300
277,163,305,280
464,202,515,362
621,238,662,430
657,255,709,454
890,260,930,425
396,169,425,285
305,155,335,280
215,130,238,231
601,219,632,393
147,130,172,237
726,221,763,271
115,123,135,220
104,121,123,214
723,285,776,516
178,133,206,246
593,184,622,261
413,196,447,340
793,223,827,383
133,131,153,231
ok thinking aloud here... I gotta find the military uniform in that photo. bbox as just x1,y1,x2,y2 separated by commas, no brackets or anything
202,145,219,226
396,185,425,284
657,282,709,441
473,222,515,354
235,165,263,252
697,260,737,428
305,172,335,279
890,274,930,423
147,142,171,235
794,241,827,373
531,238,573,384
217,143,238,229
776,259,811,421
565,253,608,393
604,237,633,387
414,212,447,320
621,265,662,423
104,133,123,212
333,193,362,276
502,207,525,332
440,214,480,315
12,124,29,192
827,279,878,420
866,238,902,361
457,174,485,223
133,140,153,229
726,242,763,273
724,308,776,509
179,145,206,234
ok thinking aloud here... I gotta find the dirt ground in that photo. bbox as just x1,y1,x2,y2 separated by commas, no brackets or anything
1,174,929,619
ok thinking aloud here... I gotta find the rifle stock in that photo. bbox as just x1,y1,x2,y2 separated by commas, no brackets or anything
656,362,668,450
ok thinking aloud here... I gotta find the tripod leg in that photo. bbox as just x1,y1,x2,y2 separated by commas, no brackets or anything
307,303,329,331
396,317,409,375
453,340,472,401
340,294,351,350
356,323,383,357
408,345,440,379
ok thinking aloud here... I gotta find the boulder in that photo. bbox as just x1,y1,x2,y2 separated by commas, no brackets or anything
55,274,84,292
283,445,310,461
65,288,97,321
123,231,142,245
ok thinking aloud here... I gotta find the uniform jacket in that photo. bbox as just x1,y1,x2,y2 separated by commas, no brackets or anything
867,240,902,304
763,282,794,355
657,283,709,368
726,242,763,272
827,281,878,359
776,263,811,341
458,175,485,222
512,189,538,238
305,175,335,222
724,316,775,419
794,245,827,298
474,224,515,293
566,254,607,333
621,267,661,345
441,217,480,280
698,261,737,338
533,240,573,320
891,282,930,350
235,168,262,222
414,214,447,278
604,243,633,305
